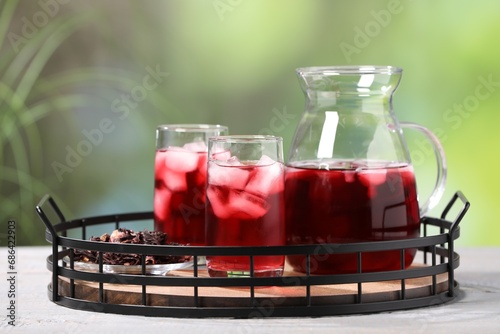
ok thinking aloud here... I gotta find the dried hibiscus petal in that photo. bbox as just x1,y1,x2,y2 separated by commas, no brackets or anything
73,228,189,265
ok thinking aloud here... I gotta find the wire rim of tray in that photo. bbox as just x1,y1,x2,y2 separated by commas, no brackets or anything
36,191,469,318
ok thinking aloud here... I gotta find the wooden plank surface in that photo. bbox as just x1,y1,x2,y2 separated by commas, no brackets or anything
57,264,449,307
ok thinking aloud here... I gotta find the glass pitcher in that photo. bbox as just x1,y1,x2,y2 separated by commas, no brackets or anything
285,66,446,274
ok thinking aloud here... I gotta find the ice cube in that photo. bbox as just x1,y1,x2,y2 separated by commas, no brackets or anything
257,154,278,166
164,147,200,173
358,169,387,187
210,148,232,161
183,141,207,152
246,156,284,196
154,151,167,181
208,161,250,189
227,190,270,219
344,170,356,183
164,170,188,192
207,186,230,219
154,188,172,222
207,187,270,220
226,156,241,166
195,154,208,186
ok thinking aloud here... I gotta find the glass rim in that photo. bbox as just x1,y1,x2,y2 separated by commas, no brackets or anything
208,135,283,143
296,65,402,76
156,124,228,133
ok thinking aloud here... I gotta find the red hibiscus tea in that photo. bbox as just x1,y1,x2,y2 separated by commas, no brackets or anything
206,136,285,278
154,147,207,245
285,160,420,274
154,124,228,246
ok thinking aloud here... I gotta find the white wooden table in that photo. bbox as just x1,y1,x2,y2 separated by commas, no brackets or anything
1,246,499,333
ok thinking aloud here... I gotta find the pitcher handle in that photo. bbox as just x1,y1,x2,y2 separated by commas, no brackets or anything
400,122,447,217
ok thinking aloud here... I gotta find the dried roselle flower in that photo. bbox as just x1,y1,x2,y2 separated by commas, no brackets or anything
90,236,102,242
143,230,167,245
110,228,130,243
73,228,189,266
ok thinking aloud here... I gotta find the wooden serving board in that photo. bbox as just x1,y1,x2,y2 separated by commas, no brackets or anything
57,264,449,308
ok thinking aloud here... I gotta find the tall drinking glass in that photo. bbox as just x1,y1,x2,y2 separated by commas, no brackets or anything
206,135,285,277
154,124,228,246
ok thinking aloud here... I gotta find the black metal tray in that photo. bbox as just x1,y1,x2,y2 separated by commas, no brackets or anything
36,191,469,318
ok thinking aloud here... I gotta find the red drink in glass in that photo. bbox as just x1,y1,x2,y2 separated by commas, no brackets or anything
206,155,285,277
285,160,420,274
154,147,208,245
154,124,227,246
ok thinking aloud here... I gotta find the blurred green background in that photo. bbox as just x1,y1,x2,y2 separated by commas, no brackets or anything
1,0,498,246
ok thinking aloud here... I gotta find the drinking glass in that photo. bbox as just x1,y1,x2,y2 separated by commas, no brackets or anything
206,135,285,277
154,124,228,246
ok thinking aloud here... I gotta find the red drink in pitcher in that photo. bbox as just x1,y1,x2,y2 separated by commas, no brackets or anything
285,160,420,274
206,155,285,277
154,145,208,245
